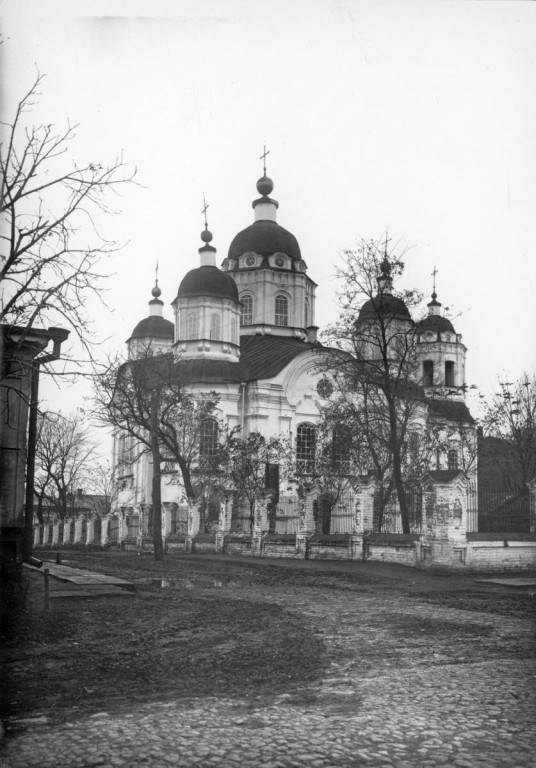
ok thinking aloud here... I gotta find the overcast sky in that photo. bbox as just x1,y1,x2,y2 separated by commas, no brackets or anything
2,0,535,414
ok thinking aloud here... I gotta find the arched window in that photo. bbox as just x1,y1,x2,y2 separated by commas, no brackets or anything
448,448,459,470
199,418,219,470
445,361,455,387
423,360,434,387
331,424,351,473
296,423,316,475
241,294,253,325
304,298,310,328
275,295,288,326
210,313,221,340
231,317,237,343
187,312,197,339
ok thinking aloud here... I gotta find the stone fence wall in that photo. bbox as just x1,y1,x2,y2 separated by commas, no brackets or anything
33,473,536,571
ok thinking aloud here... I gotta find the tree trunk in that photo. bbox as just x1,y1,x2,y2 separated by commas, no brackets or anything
150,396,164,561
387,396,410,534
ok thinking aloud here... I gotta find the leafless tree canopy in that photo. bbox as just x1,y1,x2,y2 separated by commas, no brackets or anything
0,74,135,357
482,375,536,489
34,409,98,522
319,236,424,532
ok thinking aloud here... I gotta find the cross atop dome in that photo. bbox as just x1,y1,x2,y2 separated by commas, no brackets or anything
260,144,270,176
200,193,213,245
428,266,442,313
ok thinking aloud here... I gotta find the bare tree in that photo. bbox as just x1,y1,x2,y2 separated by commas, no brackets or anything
226,433,290,532
84,459,118,518
93,353,232,560
482,375,536,490
0,74,135,356
34,410,98,522
320,236,423,533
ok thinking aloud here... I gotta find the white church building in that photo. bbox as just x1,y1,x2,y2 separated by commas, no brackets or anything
113,167,479,561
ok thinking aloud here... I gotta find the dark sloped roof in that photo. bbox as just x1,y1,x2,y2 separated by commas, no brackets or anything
239,335,318,380
170,358,251,384
124,353,249,386
128,316,174,342
178,265,239,302
228,220,301,261
416,314,455,334
357,293,412,324
426,398,474,423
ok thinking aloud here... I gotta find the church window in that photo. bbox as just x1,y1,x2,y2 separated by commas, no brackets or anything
317,377,333,399
187,312,197,338
199,418,219,470
331,424,350,473
445,361,455,387
305,298,310,328
296,423,316,475
448,449,459,470
231,317,237,343
210,313,221,340
241,295,253,325
423,360,434,386
275,295,288,326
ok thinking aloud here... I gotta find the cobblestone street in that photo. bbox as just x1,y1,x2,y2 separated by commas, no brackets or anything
1,556,535,767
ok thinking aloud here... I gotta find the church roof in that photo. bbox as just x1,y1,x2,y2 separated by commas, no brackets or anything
357,293,412,324
171,358,251,384
426,398,474,423
239,335,318,379
128,315,174,342
228,220,302,261
177,265,239,302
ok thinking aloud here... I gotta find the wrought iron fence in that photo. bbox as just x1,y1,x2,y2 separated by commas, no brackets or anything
373,489,423,534
474,486,530,533
274,496,300,534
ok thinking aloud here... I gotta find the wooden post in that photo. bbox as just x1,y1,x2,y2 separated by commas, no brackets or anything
44,567,50,611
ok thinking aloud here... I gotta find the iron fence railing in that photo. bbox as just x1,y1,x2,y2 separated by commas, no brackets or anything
473,487,530,533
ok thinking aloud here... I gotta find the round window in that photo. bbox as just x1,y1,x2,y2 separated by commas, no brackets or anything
245,255,255,266
317,378,333,398
275,255,285,267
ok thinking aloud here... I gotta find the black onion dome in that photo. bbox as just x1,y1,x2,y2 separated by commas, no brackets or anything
357,294,412,324
416,314,455,334
129,316,174,342
178,265,239,302
228,220,301,261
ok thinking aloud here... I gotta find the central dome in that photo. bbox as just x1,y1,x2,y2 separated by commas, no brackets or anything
357,293,412,324
178,265,239,303
228,220,301,261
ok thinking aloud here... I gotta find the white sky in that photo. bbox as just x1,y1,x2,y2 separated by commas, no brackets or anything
1,0,535,415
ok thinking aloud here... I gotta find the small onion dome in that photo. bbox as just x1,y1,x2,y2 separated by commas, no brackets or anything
178,265,239,302
128,315,174,342
228,220,301,261
356,293,412,324
151,283,162,299
416,314,456,334
200,228,213,244
256,175,274,196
